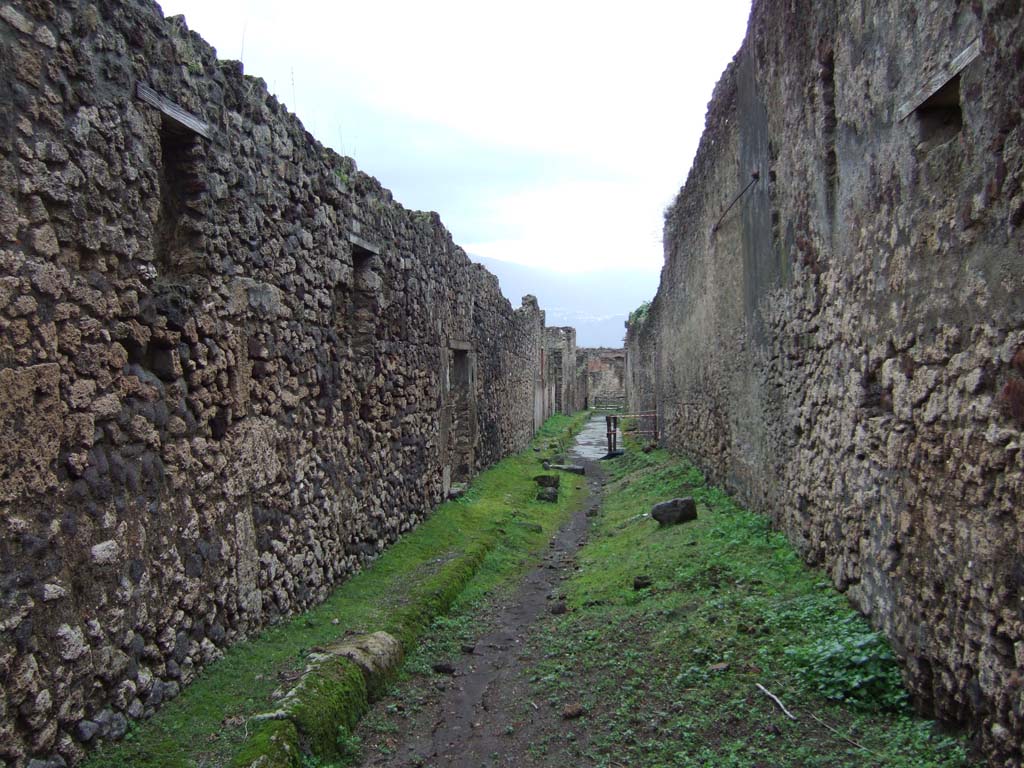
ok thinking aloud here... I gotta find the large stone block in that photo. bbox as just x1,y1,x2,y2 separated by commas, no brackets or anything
651,497,697,526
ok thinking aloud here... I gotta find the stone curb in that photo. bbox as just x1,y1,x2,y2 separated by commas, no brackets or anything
230,546,491,767
230,423,588,767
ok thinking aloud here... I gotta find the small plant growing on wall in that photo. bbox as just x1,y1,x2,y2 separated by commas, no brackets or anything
628,301,651,326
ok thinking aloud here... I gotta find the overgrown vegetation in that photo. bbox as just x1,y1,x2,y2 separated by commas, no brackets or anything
783,610,908,712
628,300,652,326
83,412,589,768
521,445,980,767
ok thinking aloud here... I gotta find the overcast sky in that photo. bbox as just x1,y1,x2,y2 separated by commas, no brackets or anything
159,0,751,283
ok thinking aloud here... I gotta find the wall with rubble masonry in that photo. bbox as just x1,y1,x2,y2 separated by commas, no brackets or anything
627,0,1023,764
544,326,579,418
579,348,625,409
0,2,577,766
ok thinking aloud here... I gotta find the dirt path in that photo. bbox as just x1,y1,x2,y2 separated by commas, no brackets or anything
357,416,608,768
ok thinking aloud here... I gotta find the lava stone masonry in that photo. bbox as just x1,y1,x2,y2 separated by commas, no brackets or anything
0,2,571,765
579,348,625,408
627,1,1023,764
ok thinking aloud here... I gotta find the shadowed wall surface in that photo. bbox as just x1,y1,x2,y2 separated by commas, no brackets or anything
627,1,1023,764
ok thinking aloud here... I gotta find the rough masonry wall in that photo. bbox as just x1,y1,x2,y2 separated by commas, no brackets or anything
0,3,559,766
544,326,578,418
628,1,1023,764
579,347,626,409
625,315,657,418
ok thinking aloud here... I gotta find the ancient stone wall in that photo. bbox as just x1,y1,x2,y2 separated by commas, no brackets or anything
522,295,549,434
628,1,1023,763
0,3,565,766
579,347,625,409
625,313,657,418
573,355,588,414
543,326,577,417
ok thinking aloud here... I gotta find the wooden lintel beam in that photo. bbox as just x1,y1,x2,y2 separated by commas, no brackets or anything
348,233,381,255
895,39,980,122
136,82,212,140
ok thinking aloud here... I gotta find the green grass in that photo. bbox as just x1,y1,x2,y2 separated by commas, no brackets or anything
525,445,981,768
352,413,598,761
84,412,589,768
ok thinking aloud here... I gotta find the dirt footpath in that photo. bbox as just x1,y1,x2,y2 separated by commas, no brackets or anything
357,416,609,768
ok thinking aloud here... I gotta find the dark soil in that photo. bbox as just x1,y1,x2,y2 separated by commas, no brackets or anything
356,418,608,768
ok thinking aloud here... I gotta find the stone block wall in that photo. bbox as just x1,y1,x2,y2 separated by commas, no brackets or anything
0,3,566,765
627,1,1023,764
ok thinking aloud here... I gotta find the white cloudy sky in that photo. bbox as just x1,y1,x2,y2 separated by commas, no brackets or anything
159,0,751,280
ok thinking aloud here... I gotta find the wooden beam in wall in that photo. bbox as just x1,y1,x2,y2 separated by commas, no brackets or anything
896,39,980,122
136,82,213,139
348,233,381,255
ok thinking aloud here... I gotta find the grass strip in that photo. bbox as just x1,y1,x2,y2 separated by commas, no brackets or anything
84,411,589,768
523,444,981,767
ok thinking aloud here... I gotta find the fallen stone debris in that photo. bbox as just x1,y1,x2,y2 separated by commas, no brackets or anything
651,497,698,526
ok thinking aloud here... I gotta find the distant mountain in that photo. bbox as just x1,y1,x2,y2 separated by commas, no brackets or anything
471,256,659,348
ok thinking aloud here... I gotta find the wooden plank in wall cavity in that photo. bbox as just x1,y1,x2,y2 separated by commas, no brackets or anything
136,82,213,139
896,39,980,121
348,233,381,255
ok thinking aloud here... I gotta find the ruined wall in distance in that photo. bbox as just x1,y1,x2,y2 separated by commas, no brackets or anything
0,3,558,765
579,347,625,409
544,326,578,417
628,1,1024,764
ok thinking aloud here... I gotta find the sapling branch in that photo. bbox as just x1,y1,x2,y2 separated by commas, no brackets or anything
756,683,797,720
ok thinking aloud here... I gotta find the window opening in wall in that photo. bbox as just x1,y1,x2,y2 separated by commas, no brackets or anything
915,73,962,151
156,123,199,273
452,349,470,391
137,82,212,274
349,243,379,355
352,244,373,274
345,238,382,423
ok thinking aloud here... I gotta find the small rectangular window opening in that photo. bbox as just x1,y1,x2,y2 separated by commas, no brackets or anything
915,73,962,150
157,124,196,267
452,349,470,390
349,243,379,354
352,244,374,282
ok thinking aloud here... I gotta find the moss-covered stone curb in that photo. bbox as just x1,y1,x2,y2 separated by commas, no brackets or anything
232,719,301,768
231,545,494,766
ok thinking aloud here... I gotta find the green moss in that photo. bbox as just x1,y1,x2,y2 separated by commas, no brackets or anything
86,412,588,768
290,657,367,756
383,542,489,653
231,720,300,768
